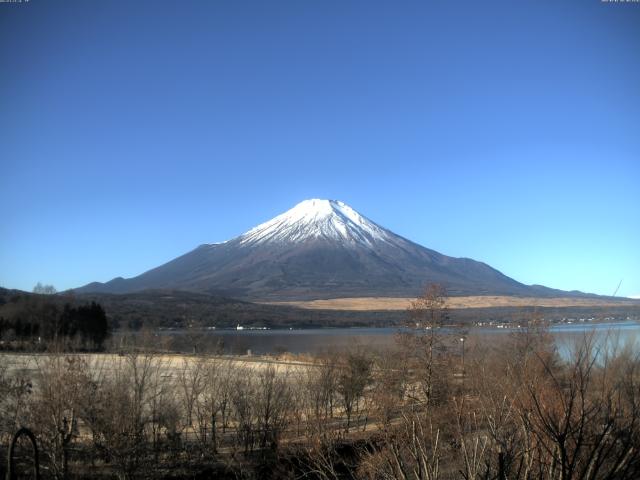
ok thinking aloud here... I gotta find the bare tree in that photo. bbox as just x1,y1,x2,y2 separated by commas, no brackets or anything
33,282,57,295
231,370,257,456
29,354,89,479
147,356,178,462
305,353,340,441
337,350,372,433
177,357,205,429
402,284,450,407
255,364,293,455
0,357,32,456
78,351,166,480
453,397,489,480
372,347,410,429
519,335,640,480
407,284,448,330
360,408,442,480
192,357,234,454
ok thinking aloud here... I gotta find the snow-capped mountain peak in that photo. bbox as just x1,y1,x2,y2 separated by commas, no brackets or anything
77,199,574,300
238,199,394,247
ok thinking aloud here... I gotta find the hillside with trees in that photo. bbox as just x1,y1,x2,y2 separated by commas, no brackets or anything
0,288,109,350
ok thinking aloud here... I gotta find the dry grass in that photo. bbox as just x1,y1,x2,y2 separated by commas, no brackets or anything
264,295,640,311
0,352,315,379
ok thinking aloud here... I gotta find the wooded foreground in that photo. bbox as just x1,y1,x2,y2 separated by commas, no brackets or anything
1,321,639,480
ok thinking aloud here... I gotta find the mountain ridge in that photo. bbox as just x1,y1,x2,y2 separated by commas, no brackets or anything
77,199,602,300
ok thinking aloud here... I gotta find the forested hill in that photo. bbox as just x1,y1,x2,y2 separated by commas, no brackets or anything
0,287,109,349
3,288,638,335
0,288,402,332
72,289,400,329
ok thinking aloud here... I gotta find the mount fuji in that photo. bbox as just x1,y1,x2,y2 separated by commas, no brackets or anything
77,199,579,300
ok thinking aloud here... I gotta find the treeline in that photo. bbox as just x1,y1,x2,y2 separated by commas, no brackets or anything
3,287,638,333
78,289,402,330
0,292,109,349
1,325,639,480
57,290,640,331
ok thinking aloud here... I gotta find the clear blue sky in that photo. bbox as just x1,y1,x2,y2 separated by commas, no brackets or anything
1,1,638,297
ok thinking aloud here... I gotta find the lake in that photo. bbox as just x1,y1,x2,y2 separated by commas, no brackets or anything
156,321,640,357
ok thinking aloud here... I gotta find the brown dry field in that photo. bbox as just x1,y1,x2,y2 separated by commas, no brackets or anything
265,295,640,311
0,352,317,379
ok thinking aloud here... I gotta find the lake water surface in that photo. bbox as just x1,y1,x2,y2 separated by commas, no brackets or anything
161,321,640,357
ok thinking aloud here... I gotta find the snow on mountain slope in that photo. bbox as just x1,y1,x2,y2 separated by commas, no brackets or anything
237,199,394,247
76,199,588,300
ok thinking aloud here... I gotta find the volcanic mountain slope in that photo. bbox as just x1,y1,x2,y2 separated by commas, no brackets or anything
78,199,587,300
